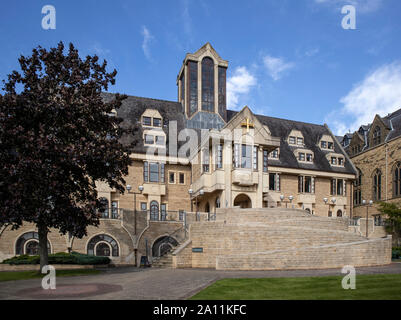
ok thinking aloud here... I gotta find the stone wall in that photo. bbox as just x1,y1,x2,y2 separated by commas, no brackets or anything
173,208,391,270
217,237,392,270
352,136,401,219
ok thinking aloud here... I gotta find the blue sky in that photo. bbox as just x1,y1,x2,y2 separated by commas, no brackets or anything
1,0,401,135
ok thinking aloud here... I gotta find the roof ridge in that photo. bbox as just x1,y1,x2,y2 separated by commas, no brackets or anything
227,109,325,128
102,92,181,105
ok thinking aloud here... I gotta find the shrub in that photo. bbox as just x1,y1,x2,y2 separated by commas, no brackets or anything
2,252,110,265
392,247,401,260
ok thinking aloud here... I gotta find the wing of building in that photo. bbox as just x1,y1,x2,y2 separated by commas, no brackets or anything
338,108,401,226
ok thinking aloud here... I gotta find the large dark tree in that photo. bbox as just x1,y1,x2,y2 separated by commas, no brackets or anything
0,42,132,269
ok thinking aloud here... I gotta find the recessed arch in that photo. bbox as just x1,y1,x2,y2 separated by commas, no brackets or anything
15,231,51,255
152,236,179,258
234,194,252,209
87,234,119,257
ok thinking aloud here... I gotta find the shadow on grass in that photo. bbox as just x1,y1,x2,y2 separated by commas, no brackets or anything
0,269,102,282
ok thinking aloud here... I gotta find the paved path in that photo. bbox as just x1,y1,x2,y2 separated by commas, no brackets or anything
0,263,400,300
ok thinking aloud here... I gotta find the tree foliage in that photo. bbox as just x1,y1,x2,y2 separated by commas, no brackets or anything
0,42,132,266
378,202,401,243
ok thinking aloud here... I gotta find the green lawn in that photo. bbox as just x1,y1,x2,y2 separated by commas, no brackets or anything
0,269,101,282
190,274,401,300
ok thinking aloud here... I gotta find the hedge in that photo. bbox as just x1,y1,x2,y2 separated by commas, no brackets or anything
2,252,111,265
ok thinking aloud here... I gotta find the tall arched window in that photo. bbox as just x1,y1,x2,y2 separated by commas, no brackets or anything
394,162,401,198
15,232,51,255
373,126,382,146
373,169,382,201
150,201,159,221
98,197,109,219
87,234,119,257
354,168,362,206
202,57,215,112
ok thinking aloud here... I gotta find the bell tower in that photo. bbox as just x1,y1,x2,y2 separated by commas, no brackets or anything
177,43,228,129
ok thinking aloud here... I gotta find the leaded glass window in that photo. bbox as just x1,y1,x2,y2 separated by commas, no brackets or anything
241,145,252,169
87,234,119,257
253,146,258,170
99,197,109,218
233,144,240,168
394,163,401,197
188,61,198,117
16,232,50,255
373,169,382,200
263,150,268,172
218,67,226,119
149,162,159,183
373,126,382,146
150,201,159,221
202,57,215,112
216,144,223,169
144,161,149,182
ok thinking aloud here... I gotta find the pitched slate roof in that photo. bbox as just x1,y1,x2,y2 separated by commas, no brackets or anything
101,93,190,157
344,108,401,155
227,110,356,175
385,108,401,141
103,93,355,174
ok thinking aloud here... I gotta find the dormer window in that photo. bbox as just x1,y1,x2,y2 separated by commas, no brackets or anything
331,157,337,165
153,118,162,127
143,117,152,126
320,139,334,150
270,149,279,159
289,136,296,145
297,137,304,146
299,153,306,161
306,153,313,162
338,158,344,166
373,126,381,146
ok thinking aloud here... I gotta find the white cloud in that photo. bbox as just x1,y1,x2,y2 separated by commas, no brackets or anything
227,66,257,109
141,25,154,61
305,47,320,57
328,62,401,135
263,55,295,81
314,0,383,13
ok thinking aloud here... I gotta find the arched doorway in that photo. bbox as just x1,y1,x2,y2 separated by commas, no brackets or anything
337,210,343,217
152,236,179,257
234,194,252,209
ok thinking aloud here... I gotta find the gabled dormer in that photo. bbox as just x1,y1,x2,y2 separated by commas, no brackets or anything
287,129,305,147
369,115,391,148
318,134,335,151
348,132,364,156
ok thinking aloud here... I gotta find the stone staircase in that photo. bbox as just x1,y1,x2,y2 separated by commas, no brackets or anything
152,253,174,268
171,207,392,270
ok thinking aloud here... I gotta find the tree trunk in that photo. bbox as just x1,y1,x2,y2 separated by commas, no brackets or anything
38,222,49,272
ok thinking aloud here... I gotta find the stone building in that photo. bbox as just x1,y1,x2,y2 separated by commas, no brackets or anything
3,43,384,269
338,109,401,239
